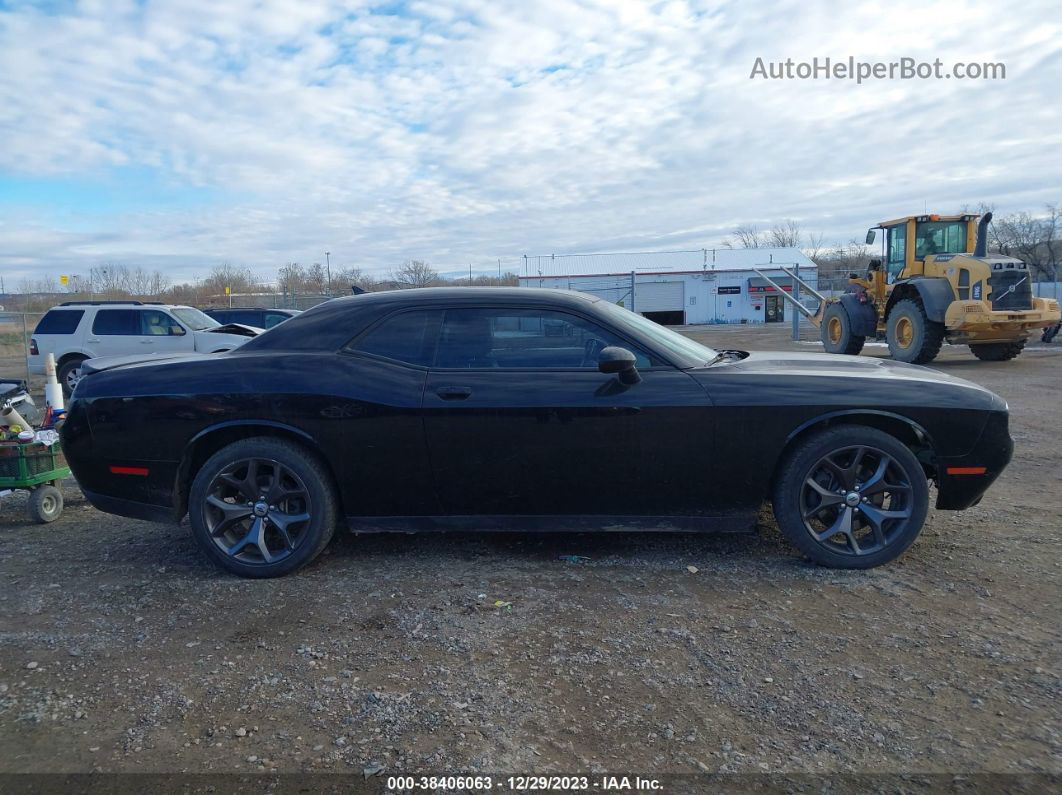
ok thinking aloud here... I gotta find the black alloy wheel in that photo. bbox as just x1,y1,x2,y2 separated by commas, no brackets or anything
204,458,312,565
800,445,913,556
772,426,930,568
189,438,337,578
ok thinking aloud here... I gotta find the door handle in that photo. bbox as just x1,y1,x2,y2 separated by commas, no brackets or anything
435,385,472,400
86,339,100,344
140,340,154,344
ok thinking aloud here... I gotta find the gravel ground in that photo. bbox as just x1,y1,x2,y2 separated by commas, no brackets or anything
0,326,1059,788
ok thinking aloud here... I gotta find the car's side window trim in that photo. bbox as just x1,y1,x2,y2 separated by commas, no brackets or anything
427,303,676,372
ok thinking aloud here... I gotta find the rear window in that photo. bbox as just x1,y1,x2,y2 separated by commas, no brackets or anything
349,310,442,367
92,309,138,335
263,312,290,328
34,309,84,335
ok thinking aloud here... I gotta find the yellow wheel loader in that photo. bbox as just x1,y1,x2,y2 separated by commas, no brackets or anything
756,212,1061,364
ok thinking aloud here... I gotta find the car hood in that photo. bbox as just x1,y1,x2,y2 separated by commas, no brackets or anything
192,327,258,349
206,323,263,337
693,350,1005,406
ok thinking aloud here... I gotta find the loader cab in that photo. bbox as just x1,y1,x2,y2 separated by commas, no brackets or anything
875,214,980,282
885,223,907,284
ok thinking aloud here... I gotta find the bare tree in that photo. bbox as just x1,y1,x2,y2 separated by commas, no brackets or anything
392,260,439,288
200,263,260,297
767,219,802,248
305,263,327,293
993,204,1060,281
334,266,379,293
723,225,764,249
804,230,827,262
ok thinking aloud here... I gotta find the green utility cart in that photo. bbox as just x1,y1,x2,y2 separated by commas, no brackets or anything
0,439,71,523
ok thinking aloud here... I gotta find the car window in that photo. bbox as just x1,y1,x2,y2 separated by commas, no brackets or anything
433,307,653,369
172,307,220,330
349,310,442,367
34,309,84,335
92,309,139,335
139,310,184,336
214,310,256,326
264,312,289,328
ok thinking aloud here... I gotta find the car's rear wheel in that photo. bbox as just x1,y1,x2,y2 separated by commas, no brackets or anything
771,427,929,568
57,356,88,397
188,438,337,578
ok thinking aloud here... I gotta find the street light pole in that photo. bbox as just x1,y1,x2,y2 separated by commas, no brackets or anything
325,252,331,295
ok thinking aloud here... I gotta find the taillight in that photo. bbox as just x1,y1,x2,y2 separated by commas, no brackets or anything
29,338,39,356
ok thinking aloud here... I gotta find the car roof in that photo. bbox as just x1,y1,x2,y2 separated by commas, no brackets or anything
322,287,598,310
50,302,192,310
242,287,601,353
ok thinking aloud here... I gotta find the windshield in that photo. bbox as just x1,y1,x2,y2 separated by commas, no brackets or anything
597,300,719,365
915,221,967,258
172,307,220,331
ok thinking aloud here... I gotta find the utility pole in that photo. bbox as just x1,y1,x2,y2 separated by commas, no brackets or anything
325,252,331,295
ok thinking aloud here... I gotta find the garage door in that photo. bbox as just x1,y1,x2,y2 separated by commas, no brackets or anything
635,281,684,312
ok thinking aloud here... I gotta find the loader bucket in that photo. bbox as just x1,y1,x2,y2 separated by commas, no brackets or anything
751,267,825,327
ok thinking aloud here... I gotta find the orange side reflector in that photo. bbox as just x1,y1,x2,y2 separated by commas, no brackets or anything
110,466,149,476
946,467,987,475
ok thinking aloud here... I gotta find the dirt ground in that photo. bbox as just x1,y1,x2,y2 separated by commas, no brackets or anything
0,325,1059,790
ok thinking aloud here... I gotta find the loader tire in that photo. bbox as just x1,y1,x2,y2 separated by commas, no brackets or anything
970,340,1026,361
886,299,944,364
821,303,865,355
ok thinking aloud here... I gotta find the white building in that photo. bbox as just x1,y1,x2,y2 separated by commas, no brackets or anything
517,247,819,325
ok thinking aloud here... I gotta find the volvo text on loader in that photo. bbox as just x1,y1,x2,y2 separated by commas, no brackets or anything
756,212,1060,364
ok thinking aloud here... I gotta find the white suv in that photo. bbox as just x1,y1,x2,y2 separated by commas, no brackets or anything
29,301,259,394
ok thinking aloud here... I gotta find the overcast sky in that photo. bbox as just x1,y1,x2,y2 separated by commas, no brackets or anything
1,0,1060,285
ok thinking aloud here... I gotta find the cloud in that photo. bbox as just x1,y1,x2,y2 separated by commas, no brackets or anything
0,0,1060,283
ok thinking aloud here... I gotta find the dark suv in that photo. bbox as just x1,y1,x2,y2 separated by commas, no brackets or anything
203,308,300,329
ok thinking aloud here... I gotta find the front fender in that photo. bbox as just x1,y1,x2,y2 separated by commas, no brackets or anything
838,293,878,337
890,278,956,323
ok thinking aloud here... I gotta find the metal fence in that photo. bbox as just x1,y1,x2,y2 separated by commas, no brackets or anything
203,292,335,311
0,312,44,389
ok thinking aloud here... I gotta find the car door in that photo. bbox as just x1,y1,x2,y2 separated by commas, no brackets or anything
136,309,195,354
421,305,715,517
89,308,141,355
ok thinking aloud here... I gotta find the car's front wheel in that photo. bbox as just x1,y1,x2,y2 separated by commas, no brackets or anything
188,437,338,578
771,426,929,568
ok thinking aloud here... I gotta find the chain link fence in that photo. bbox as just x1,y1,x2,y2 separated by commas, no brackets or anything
201,292,335,311
0,312,44,391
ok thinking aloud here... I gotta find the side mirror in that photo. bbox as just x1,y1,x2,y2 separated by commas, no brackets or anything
598,346,641,385
865,229,877,245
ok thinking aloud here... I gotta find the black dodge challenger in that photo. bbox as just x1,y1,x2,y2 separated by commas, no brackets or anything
61,288,1013,578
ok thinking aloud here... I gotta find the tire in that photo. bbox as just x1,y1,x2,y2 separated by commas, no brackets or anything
57,356,88,397
1043,322,1060,343
820,303,866,355
188,437,338,578
29,485,63,523
970,340,1026,361
886,298,944,364
771,426,930,569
